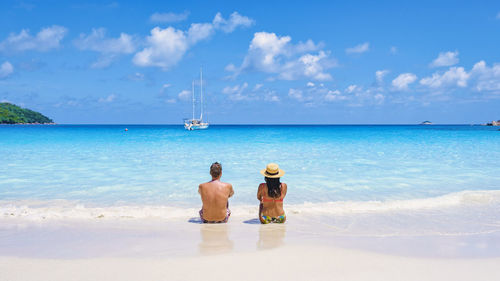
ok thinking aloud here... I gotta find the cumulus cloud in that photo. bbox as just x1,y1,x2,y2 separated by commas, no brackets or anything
392,73,417,90
74,28,136,68
0,61,14,78
150,11,190,23
470,60,500,92
420,67,469,88
228,32,334,81
133,27,188,69
430,51,459,67
0,25,67,53
345,42,369,54
375,70,389,83
134,12,253,70
213,12,254,33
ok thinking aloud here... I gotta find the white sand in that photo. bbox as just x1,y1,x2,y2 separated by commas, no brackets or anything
1,212,500,281
2,244,500,281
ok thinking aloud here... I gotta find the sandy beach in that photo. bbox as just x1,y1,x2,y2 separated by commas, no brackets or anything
3,244,500,281
2,208,500,281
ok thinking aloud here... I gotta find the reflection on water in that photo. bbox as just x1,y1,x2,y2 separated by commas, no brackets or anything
198,224,234,255
257,224,286,250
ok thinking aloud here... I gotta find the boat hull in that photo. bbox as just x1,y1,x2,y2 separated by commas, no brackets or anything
184,123,209,130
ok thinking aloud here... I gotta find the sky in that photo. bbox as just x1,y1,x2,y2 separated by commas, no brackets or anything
1,0,500,124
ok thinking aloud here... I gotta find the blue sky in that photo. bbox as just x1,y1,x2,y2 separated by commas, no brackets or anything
1,0,500,124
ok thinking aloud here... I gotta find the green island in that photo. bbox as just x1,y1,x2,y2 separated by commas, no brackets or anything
0,102,54,124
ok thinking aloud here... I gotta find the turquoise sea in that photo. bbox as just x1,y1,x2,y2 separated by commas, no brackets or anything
1,125,500,221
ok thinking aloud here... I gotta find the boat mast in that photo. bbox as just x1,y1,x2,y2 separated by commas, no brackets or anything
191,80,195,120
200,67,203,121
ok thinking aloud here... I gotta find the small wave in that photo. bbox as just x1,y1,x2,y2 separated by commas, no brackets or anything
1,190,500,221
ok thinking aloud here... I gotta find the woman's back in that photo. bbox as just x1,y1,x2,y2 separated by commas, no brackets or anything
258,182,287,218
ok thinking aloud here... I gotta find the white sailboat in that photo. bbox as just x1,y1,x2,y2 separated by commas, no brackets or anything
184,68,209,130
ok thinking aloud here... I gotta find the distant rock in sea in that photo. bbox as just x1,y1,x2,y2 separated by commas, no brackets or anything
0,102,54,124
420,121,432,125
486,120,500,126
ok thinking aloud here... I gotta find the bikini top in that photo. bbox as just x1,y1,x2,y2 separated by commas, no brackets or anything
261,183,284,203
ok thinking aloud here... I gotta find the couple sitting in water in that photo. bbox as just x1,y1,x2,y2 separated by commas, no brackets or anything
198,162,287,224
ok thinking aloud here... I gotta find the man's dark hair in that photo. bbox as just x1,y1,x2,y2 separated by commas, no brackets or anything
210,162,222,178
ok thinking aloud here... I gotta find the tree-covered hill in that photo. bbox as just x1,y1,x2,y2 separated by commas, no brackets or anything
0,103,54,124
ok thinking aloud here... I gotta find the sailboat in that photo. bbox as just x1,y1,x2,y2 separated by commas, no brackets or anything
184,68,209,130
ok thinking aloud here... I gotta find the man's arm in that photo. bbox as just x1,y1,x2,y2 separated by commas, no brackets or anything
228,184,234,198
198,184,202,195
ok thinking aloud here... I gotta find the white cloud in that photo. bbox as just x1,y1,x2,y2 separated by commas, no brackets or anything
392,73,417,90
345,42,369,54
98,94,116,103
160,83,171,94
134,12,253,70
0,61,14,78
420,67,469,88
264,90,280,102
324,90,343,101
75,28,135,53
375,70,389,83
133,27,188,69
288,88,304,101
254,83,263,90
430,51,459,67
178,90,191,101
470,60,500,92
150,11,189,23
222,82,250,100
74,28,136,68
390,46,398,54
374,93,385,104
280,51,333,80
497,12,500,19
307,82,315,87
187,23,215,44
229,32,334,81
345,84,359,94
0,25,67,52
213,12,254,33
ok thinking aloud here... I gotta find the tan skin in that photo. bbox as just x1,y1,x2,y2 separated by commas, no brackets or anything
198,174,234,222
257,181,287,223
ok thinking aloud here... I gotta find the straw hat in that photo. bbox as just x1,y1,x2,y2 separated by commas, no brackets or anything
260,163,285,178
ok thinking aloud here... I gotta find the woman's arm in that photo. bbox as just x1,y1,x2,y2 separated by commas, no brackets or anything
257,183,263,201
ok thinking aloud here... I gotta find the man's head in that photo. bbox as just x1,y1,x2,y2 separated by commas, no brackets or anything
210,162,222,179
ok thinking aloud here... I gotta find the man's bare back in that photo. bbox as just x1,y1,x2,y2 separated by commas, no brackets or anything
198,162,234,223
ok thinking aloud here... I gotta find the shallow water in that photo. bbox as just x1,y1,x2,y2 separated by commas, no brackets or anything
1,125,499,206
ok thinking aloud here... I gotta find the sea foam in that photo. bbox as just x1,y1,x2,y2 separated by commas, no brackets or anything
2,190,499,221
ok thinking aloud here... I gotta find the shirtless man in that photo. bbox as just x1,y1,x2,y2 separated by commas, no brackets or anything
198,162,234,223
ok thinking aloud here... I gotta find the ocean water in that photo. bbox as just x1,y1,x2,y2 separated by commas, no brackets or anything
1,125,500,222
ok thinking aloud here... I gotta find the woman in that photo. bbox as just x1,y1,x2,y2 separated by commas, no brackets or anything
257,163,287,224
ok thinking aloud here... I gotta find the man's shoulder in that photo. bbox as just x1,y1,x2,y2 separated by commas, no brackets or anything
220,181,233,188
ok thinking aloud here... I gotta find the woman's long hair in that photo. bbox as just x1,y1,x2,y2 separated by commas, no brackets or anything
265,177,281,198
